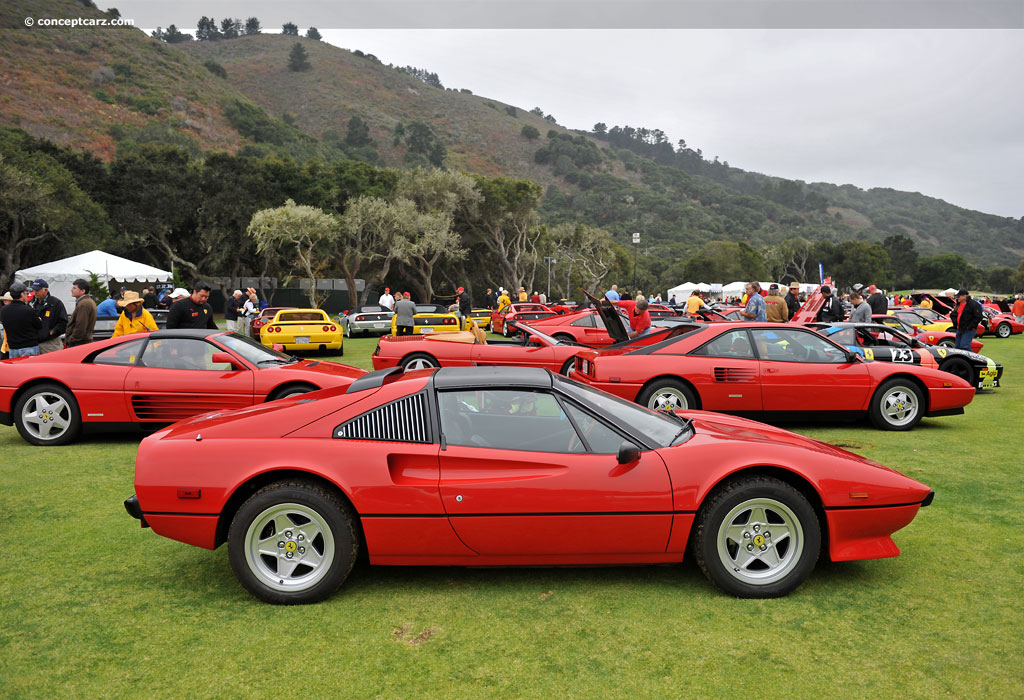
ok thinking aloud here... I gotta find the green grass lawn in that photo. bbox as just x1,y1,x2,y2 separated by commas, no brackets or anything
1,333,1022,699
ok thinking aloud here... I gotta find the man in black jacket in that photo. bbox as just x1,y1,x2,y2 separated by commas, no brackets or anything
949,289,983,350
167,283,218,330
1,283,43,357
815,285,845,323
866,285,888,315
785,282,801,317
30,279,68,354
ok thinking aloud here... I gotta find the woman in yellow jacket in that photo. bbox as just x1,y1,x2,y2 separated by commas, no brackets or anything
111,290,158,338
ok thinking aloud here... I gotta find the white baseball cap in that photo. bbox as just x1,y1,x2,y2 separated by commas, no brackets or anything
170,287,190,299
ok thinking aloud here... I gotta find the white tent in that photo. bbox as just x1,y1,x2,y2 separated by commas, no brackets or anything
722,281,747,296
666,282,698,301
16,250,171,315
940,287,958,296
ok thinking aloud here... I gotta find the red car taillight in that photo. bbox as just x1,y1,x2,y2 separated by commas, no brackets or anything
330,325,337,332
355,315,365,322
323,325,330,332
443,317,456,325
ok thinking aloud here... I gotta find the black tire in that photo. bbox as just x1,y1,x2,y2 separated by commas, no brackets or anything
996,323,1011,339
694,476,820,598
938,357,973,385
502,321,512,338
13,382,82,446
869,378,924,431
400,353,440,371
559,358,576,376
228,480,357,604
937,339,954,347
335,344,344,357
637,378,698,411
268,384,317,401
553,333,575,344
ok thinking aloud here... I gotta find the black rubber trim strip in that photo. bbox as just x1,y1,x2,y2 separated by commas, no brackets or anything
361,510,697,518
824,497,933,511
142,511,220,517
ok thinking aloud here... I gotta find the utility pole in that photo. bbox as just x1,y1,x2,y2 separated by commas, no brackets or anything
544,256,556,300
632,232,640,293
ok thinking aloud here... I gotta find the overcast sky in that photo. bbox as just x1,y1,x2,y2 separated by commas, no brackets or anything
325,29,1023,218
117,0,1023,220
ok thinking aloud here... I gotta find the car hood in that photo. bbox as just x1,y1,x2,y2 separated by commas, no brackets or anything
275,359,366,380
683,410,898,471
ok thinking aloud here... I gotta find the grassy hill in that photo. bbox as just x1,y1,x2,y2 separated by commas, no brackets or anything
2,0,1021,269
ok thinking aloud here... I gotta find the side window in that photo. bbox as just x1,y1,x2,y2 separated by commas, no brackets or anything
564,403,624,454
690,330,754,359
830,329,857,346
751,329,848,364
570,315,595,328
140,338,232,370
93,338,146,366
438,389,584,453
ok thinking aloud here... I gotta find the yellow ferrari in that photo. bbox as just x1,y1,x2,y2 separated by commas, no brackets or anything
390,304,460,335
888,309,953,332
260,308,343,354
464,308,493,331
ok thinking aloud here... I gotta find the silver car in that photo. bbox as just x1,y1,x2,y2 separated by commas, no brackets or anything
336,305,394,337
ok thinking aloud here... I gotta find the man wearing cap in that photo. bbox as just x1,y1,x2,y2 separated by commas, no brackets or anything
112,290,158,338
65,278,97,347
224,290,245,333
949,289,983,350
764,284,789,322
866,285,888,315
785,283,802,317
30,279,68,354
816,285,845,323
167,283,218,330
1,283,43,357
378,287,395,311
394,292,416,336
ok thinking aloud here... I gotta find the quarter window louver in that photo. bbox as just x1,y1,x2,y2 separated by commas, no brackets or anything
334,393,430,443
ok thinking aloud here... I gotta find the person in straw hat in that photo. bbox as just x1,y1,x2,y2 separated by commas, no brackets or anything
111,290,158,339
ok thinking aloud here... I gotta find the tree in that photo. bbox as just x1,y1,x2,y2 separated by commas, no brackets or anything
244,17,261,34
986,266,1015,293
1011,259,1024,292
463,176,544,292
549,223,618,297
335,197,404,308
288,43,311,72
831,241,891,289
344,116,372,147
219,17,241,38
916,254,971,290
247,200,340,307
281,22,299,36
521,125,540,140
593,123,607,136
305,27,322,40
151,25,193,42
195,16,220,41
882,234,918,289
682,241,767,283
403,121,445,167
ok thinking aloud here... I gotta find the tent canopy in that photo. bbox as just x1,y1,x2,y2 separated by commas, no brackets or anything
940,288,958,296
16,250,171,314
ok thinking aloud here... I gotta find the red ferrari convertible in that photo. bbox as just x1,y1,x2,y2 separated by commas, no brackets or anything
0,330,365,446
125,365,933,604
491,303,558,336
571,310,975,430
529,309,619,347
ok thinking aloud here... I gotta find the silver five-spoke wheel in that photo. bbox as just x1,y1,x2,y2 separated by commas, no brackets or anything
715,498,803,586
870,379,924,431
13,384,81,446
244,503,335,593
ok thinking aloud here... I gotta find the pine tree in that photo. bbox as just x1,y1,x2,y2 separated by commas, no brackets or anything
282,22,299,36
288,43,311,72
244,17,261,34
305,27,322,40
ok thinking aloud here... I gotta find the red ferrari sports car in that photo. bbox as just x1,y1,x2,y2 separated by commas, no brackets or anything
571,310,975,430
371,320,624,375
125,365,933,604
250,306,297,340
491,303,558,336
0,329,365,446
981,307,1024,338
529,309,619,347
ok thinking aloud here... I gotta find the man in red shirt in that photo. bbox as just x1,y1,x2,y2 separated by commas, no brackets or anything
628,297,652,338
1013,294,1024,323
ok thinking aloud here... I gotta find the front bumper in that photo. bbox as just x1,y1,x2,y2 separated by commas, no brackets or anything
123,494,150,528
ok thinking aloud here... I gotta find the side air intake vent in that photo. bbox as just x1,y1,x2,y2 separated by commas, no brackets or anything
334,392,430,443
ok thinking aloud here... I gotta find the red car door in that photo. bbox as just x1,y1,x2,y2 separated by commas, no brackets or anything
125,337,255,422
679,328,763,411
751,327,871,411
436,388,673,556
470,339,556,370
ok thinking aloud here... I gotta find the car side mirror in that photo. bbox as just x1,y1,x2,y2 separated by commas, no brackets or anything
211,352,243,370
844,350,860,363
617,441,641,465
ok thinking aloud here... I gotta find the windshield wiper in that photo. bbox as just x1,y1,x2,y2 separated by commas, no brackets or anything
257,357,294,365
670,417,694,445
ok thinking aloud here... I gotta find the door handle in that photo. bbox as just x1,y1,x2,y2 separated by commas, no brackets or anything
764,368,779,374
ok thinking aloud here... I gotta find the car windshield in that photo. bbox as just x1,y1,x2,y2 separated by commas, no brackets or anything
554,374,691,447
514,322,558,345
216,332,295,365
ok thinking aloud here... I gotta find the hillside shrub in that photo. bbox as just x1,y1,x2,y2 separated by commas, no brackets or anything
203,60,227,78
521,125,540,140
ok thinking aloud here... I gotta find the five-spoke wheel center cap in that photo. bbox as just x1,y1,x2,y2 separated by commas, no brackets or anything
743,524,771,553
276,531,306,560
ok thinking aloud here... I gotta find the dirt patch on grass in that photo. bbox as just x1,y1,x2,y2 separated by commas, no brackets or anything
392,623,439,646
